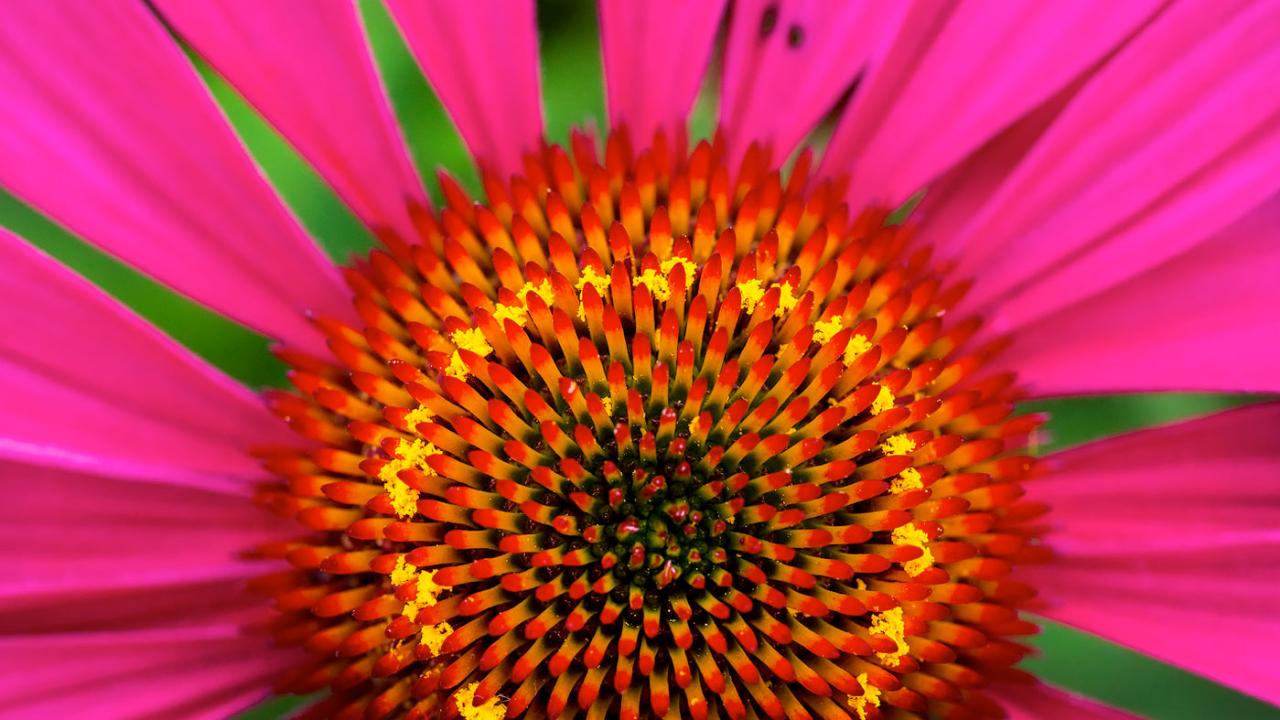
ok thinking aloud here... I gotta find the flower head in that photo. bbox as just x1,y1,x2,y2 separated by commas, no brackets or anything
260,129,1043,718
0,1,1277,719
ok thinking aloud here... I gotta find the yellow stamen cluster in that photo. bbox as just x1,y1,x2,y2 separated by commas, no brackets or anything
391,555,444,621
421,621,453,657
879,433,916,456
633,268,672,302
379,438,439,518
576,266,611,320
773,281,799,318
576,265,611,294
735,279,766,314
889,466,924,494
870,384,895,415
871,607,908,666
844,333,872,364
891,522,935,576
447,327,494,379
390,555,417,586
847,672,882,720
494,280,556,327
659,255,698,281
455,681,507,720
404,404,435,430
813,315,844,345
491,302,527,327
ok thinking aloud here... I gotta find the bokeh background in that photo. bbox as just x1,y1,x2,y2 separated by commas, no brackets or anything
2,2,1271,718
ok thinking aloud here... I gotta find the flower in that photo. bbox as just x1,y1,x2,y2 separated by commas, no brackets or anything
0,1,1277,720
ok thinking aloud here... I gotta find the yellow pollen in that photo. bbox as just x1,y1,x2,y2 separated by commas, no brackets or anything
414,569,442,608
421,621,454,657
847,673,882,720
633,268,671,302
455,680,506,720
495,280,554,327
813,315,843,345
891,522,935,576
773,282,799,318
401,568,442,622
576,266,611,294
576,267,610,320
378,467,419,520
688,416,703,436
659,256,698,281
523,279,555,306
890,467,924,494
870,607,908,666
402,598,421,623
390,555,416,587
401,438,436,467
843,333,872,364
446,353,469,379
404,404,434,430
450,327,493,357
446,327,493,380
735,279,766,314
599,396,614,419
491,301,528,327
880,433,916,456
870,384,895,415
378,438,438,519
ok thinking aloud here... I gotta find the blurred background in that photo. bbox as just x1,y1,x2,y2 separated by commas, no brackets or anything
1,1,1269,718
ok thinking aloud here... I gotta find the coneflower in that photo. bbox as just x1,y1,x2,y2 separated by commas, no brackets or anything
259,129,1042,720
0,1,1276,719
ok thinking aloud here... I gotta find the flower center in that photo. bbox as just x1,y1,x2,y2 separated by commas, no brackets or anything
257,128,1043,720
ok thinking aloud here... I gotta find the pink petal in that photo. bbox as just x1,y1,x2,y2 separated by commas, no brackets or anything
820,0,1165,208
993,682,1139,720
720,0,906,165
155,0,434,246
0,626,293,720
951,0,1280,318
0,230,290,487
0,456,284,634
997,195,1280,395
599,0,727,143
0,1,352,353
912,81,1079,258
386,0,543,178
1023,402,1280,706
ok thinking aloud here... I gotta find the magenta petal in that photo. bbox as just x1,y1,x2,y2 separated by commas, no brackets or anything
0,456,284,634
993,682,1139,720
952,0,1280,317
720,0,906,164
156,0,434,244
0,1,351,353
913,84,1075,258
998,196,1280,395
600,0,726,143
821,0,1163,207
0,230,290,485
387,0,543,177
0,627,292,720
1024,403,1280,706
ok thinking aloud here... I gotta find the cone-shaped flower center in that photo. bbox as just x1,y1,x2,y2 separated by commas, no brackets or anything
258,128,1043,720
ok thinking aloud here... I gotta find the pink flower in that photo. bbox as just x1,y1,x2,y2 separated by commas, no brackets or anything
1,1,1276,719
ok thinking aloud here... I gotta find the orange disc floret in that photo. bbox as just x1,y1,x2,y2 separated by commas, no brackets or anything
255,127,1047,720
